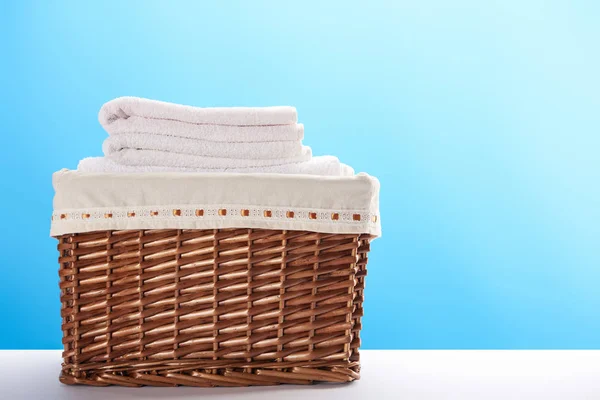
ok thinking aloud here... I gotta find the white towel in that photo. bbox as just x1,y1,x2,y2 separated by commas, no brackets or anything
103,133,306,159
78,156,355,176
106,147,312,169
100,97,301,140
104,117,304,142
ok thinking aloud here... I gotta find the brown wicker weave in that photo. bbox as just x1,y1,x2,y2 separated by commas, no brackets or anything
57,228,371,387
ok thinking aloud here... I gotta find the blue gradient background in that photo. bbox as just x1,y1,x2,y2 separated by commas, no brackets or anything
1,1,599,349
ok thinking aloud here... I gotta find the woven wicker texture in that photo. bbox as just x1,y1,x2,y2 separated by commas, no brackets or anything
57,228,371,387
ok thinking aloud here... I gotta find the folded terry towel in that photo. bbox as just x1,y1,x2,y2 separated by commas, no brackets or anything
104,117,304,143
78,155,355,176
106,146,312,169
82,97,355,178
101,96,299,132
103,134,306,159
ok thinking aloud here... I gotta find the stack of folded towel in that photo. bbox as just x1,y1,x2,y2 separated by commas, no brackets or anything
78,97,354,176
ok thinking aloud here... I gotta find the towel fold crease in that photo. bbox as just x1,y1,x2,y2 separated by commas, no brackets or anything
103,134,307,159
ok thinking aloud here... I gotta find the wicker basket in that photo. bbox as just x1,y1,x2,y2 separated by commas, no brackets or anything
57,228,372,387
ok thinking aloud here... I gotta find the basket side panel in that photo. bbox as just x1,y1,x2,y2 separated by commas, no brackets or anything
350,235,370,368
57,228,371,386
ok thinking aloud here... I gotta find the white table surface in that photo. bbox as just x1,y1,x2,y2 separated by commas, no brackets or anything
1,350,598,399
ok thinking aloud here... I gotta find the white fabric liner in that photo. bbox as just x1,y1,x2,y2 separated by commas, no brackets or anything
51,170,381,237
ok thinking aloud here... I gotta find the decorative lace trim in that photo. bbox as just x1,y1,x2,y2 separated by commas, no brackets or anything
52,204,378,226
